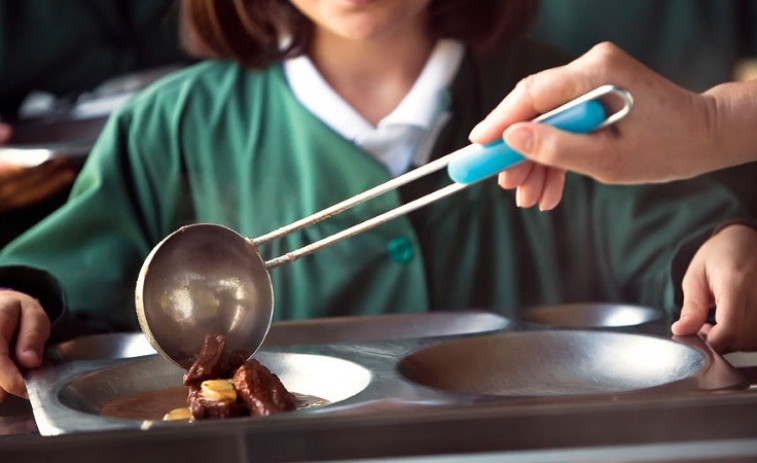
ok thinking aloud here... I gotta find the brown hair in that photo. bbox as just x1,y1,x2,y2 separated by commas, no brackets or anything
181,0,537,69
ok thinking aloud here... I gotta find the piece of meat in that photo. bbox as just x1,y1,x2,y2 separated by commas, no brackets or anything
179,334,296,421
187,387,247,419
183,334,246,387
232,359,296,416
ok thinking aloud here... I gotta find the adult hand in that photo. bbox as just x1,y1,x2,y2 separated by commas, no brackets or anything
0,122,78,213
469,42,756,210
0,289,51,401
672,225,757,353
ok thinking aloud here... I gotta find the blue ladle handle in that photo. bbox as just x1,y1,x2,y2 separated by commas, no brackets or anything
447,99,606,184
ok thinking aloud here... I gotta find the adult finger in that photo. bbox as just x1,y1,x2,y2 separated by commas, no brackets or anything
538,167,566,211
515,164,547,208
503,121,626,184
498,163,566,211
498,162,534,190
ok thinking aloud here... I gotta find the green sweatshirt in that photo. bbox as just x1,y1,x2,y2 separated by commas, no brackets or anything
0,39,743,336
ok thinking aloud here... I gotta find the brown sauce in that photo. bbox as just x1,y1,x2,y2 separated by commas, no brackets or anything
100,386,188,421
100,387,329,421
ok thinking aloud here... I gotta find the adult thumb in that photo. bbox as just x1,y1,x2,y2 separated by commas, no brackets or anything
504,121,607,177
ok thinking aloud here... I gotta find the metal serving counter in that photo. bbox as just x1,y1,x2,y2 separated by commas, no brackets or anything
2,309,757,462
3,385,757,462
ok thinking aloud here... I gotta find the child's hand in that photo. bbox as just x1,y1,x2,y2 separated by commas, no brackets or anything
0,289,50,400
672,224,757,352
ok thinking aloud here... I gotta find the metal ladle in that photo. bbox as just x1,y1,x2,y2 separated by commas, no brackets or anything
135,85,633,369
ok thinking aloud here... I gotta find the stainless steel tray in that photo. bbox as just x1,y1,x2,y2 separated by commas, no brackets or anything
25,312,747,436
262,310,510,346
519,302,668,334
398,330,736,396
28,311,509,434
43,311,511,362
34,350,377,434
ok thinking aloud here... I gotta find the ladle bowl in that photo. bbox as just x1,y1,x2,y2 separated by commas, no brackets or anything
135,224,272,369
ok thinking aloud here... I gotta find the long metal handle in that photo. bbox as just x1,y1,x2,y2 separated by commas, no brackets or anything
258,85,633,269
264,182,469,269
251,147,455,248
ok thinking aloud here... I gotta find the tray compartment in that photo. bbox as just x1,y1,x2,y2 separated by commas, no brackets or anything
57,352,371,418
398,331,740,396
44,311,511,362
262,311,510,346
519,303,667,334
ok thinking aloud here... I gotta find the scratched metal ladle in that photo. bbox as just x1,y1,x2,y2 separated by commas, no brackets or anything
135,85,633,368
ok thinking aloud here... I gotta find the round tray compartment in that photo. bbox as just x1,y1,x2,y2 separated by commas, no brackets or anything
519,303,667,333
58,351,371,421
398,330,705,397
46,332,156,361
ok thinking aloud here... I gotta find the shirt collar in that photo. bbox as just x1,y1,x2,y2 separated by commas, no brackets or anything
284,39,464,142
380,39,463,129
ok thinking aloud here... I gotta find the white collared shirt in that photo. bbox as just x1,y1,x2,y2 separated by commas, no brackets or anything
284,39,464,176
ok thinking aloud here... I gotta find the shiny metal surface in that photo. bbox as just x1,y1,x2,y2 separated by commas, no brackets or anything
10,312,504,438
135,224,274,369
26,312,508,435
26,348,384,436
7,394,757,463
263,311,510,346
9,312,757,461
58,352,371,419
24,329,748,436
46,312,509,361
46,332,156,361
398,331,745,397
519,303,666,333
